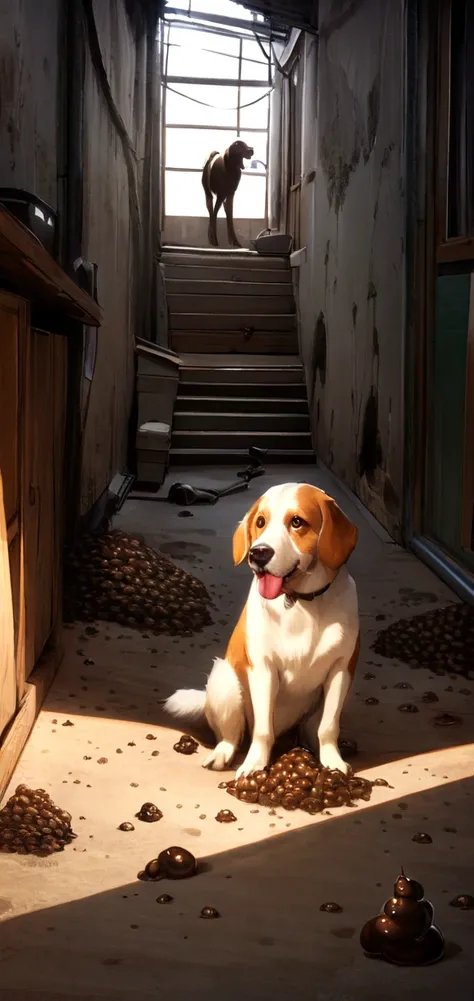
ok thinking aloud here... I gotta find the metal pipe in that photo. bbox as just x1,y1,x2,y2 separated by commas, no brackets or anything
165,8,287,38
65,0,85,273
165,75,269,86
63,0,86,541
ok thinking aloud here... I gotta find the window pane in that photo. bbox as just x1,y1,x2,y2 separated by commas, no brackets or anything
166,128,239,169
241,38,270,66
189,0,254,18
241,59,270,82
167,26,240,58
240,132,268,171
165,84,238,128
239,88,269,129
234,174,267,219
165,170,266,220
166,27,240,78
165,170,207,217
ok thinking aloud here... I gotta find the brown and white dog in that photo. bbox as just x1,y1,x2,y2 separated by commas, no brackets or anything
202,140,254,248
164,483,359,777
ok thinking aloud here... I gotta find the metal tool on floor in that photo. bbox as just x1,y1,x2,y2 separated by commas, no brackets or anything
167,446,267,506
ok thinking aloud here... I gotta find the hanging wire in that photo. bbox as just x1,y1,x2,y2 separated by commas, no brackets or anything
252,29,270,63
269,35,291,78
163,19,274,112
166,38,269,66
165,81,273,110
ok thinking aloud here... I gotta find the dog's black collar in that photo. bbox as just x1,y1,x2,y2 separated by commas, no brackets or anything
283,581,332,609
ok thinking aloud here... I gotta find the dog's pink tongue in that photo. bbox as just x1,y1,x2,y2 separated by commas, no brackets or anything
258,573,284,600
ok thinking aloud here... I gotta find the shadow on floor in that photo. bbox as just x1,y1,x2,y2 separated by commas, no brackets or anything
0,776,472,1001
47,617,474,772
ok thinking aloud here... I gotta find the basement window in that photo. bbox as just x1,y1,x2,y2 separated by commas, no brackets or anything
436,0,474,256
447,0,474,239
162,0,274,221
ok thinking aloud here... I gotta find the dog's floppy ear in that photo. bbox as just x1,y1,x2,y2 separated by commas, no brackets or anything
316,492,358,570
232,498,260,565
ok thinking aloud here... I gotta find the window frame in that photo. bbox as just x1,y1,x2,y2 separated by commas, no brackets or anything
436,0,474,263
161,18,271,224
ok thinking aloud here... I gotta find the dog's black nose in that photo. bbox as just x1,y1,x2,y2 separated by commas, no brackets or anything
249,544,274,567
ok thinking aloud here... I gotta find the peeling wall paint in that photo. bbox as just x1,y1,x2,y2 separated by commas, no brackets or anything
80,0,150,515
0,0,60,207
295,0,405,538
0,0,160,523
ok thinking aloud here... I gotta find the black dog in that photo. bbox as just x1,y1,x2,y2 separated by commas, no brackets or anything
202,140,254,247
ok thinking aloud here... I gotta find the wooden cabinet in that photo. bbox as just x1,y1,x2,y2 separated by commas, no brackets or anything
0,475,17,738
0,293,67,753
0,205,100,799
0,292,26,734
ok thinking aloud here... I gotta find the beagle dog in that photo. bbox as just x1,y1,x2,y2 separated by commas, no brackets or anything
164,483,359,778
202,140,254,248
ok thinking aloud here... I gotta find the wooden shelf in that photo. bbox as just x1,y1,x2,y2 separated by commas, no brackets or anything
0,206,101,326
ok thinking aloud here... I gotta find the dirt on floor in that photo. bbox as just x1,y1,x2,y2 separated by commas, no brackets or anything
0,465,473,1001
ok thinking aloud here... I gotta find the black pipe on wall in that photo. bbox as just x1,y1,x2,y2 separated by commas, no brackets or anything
63,0,86,542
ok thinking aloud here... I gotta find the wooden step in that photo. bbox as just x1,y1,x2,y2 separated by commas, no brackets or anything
170,448,315,465
171,332,298,354
171,429,313,450
165,279,292,297
179,359,304,385
164,264,292,283
175,394,309,412
169,313,296,331
178,381,306,397
173,411,310,432
179,352,302,367
167,293,295,315
161,248,289,270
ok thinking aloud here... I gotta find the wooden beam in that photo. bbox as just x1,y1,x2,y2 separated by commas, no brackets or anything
0,206,101,327
461,274,474,550
0,640,63,801
437,237,474,264
435,0,451,244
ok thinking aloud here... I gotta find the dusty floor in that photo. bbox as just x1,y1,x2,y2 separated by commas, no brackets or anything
0,464,473,1001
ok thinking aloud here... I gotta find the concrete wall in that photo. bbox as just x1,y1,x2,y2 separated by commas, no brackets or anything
292,0,406,539
80,0,160,515
0,0,61,208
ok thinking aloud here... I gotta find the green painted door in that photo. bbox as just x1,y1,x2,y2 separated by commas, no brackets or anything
425,271,474,570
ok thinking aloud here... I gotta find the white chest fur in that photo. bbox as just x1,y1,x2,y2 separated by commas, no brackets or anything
246,566,359,695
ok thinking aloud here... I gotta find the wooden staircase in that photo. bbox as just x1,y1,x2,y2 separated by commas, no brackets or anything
161,247,314,465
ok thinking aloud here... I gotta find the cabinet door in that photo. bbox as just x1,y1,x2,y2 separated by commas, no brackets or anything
0,292,24,735
23,329,67,675
0,474,16,736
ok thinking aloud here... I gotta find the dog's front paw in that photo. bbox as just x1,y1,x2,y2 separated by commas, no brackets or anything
235,741,271,779
319,743,349,774
202,741,236,771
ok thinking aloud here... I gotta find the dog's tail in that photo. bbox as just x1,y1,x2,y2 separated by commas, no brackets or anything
163,688,206,721
202,150,219,195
